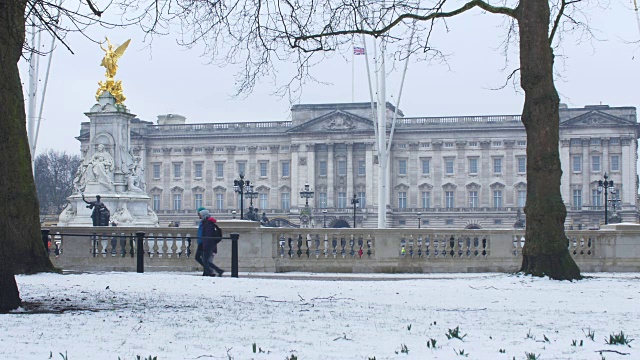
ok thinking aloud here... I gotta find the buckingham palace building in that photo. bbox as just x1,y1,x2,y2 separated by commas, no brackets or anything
77,102,640,228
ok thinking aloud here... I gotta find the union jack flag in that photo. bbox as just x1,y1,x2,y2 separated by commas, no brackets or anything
353,46,365,55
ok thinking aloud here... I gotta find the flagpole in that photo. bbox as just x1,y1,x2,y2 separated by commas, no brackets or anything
351,43,355,102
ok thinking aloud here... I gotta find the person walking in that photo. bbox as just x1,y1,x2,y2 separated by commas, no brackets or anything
199,209,225,277
195,207,216,275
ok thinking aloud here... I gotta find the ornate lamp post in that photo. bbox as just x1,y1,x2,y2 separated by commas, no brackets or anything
322,209,327,228
351,194,359,228
597,173,616,225
299,183,314,207
417,212,422,229
246,188,258,208
233,173,251,220
299,182,314,227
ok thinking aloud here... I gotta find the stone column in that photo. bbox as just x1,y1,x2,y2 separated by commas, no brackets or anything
226,146,236,209
291,144,300,208
183,146,193,210
455,141,466,207
409,142,419,207
306,144,316,208
621,136,635,205
346,143,354,197
582,138,590,205
269,145,280,210
205,146,215,208
327,143,335,207
432,141,443,208
504,140,515,206
479,140,491,207
602,138,609,177
162,147,172,210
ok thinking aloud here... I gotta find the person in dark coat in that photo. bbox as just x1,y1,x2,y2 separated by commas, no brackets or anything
199,209,224,277
195,207,216,275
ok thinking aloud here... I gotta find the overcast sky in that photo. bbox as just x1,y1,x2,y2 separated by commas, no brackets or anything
20,1,640,155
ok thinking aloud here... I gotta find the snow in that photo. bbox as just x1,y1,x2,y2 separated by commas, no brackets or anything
1,272,638,360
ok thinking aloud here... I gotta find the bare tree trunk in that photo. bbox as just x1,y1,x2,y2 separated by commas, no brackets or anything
0,0,54,312
516,0,581,280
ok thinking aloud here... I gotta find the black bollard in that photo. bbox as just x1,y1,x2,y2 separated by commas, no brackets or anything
41,229,50,255
136,232,145,273
230,233,239,278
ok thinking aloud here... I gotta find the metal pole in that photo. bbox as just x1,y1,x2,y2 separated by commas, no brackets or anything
604,187,609,225
136,232,145,273
231,233,239,278
41,229,50,255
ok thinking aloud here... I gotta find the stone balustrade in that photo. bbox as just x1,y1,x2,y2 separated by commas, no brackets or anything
48,222,640,273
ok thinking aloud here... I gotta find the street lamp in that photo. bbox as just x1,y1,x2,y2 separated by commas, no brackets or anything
322,209,327,228
351,194,359,228
246,188,258,207
597,173,616,225
417,212,422,229
233,173,252,220
299,182,315,207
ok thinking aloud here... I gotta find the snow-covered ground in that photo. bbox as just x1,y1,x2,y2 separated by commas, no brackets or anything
1,272,638,360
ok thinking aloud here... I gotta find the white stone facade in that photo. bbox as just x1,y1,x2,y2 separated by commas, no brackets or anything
76,102,640,228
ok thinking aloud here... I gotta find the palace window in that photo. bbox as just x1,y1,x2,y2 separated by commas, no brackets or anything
572,156,582,172
493,190,503,208
611,155,620,172
215,162,224,178
469,191,478,208
398,192,407,208
468,158,478,175
194,163,203,178
398,159,407,176
592,156,601,172
319,160,327,176
422,191,431,208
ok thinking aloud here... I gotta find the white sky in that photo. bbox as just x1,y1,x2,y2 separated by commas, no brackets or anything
3,272,639,359
19,1,640,155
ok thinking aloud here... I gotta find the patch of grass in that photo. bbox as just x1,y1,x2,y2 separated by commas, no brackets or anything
446,326,467,341
499,349,506,353
525,352,540,360
454,348,469,357
571,339,583,347
525,329,535,340
407,324,412,331
583,328,595,341
427,338,437,349
605,331,634,346
394,344,409,354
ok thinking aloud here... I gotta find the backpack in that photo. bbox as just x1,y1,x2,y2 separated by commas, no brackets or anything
212,223,223,243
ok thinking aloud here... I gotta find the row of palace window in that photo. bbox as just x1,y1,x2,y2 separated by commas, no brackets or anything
151,156,530,181
152,161,292,180
571,188,621,207
572,155,621,173
152,189,527,211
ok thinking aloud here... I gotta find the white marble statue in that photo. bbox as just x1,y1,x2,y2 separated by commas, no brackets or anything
86,144,115,191
72,164,88,194
58,202,76,225
147,205,159,224
112,202,135,224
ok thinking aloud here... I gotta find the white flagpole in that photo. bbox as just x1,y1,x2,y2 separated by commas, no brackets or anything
352,42,355,102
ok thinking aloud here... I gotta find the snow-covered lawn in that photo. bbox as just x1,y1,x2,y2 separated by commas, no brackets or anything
1,272,638,360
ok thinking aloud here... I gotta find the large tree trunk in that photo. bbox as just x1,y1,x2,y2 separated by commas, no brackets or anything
516,0,581,280
0,0,54,313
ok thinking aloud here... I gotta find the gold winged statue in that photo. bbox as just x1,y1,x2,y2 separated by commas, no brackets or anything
96,37,131,104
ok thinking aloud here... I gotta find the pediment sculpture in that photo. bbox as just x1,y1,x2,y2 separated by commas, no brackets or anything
323,115,356,131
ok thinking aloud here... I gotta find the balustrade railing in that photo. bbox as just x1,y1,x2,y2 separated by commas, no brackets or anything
45,224,637,273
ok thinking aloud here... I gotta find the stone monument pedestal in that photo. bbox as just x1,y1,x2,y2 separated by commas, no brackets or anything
58,92,159,227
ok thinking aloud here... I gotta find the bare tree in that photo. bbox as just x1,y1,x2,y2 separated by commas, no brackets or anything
2,0,598,311
34,150,82,214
